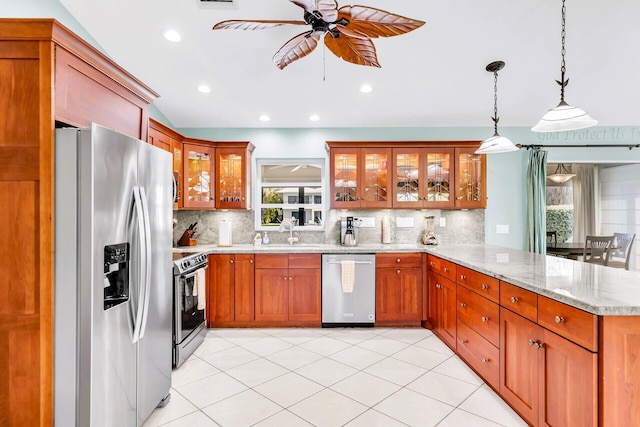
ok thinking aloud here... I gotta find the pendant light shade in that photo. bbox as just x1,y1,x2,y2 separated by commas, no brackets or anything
476,61,518,154
547,163,575,183
532,0,597,133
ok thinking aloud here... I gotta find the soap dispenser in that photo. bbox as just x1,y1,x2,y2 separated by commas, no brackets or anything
262,232,270,245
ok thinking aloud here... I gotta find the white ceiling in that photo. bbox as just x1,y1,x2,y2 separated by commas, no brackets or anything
58,0,640,129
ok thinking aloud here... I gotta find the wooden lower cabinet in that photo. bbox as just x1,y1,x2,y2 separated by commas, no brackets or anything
376,267,422,322
255,253,321,323
500,307,597,427
427,270,457,350
208,254,255,324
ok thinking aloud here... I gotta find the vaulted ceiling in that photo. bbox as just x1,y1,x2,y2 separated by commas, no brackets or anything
58,0,640,129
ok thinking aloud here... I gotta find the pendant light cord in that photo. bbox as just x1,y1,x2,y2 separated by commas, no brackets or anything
492,70,499,135
559,0,567,102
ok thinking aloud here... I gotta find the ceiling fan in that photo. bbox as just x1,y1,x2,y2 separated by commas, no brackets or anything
212,0,425,69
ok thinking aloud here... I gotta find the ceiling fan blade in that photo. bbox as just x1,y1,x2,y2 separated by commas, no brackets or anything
290,0,338,22
325,31,380,68
273,32,320,70
213,19,306,31
291,165,303,172
336,6,425,38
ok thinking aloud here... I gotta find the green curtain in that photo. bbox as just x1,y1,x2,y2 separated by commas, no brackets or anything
526,149,548,253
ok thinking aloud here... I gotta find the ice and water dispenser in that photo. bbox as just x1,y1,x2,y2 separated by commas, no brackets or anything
103,243,130,310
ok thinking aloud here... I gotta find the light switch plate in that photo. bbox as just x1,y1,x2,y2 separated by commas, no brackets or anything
496,224,510,234
359,217,375,228
396,217,414,228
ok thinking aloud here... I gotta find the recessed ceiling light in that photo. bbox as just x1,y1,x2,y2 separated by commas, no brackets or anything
259,114,270,122
309,114,320,122
164,30,181,43
197,84,211,94
360,84,373,93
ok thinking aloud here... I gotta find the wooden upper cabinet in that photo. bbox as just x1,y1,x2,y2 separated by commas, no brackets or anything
393,148,454,209
149,119,184,208
215,143,254,210
454,147,486,209
330,147,392,209
327,141,484,210
183,143,216,209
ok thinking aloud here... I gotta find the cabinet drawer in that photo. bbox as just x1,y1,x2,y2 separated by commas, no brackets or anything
500,281,538,322
457,319,499,388
426,255,456,281
457,266,499,303
289,253,321,269
457,285,500,347
376,253,422,269
255,254,288,269
538,295,598,352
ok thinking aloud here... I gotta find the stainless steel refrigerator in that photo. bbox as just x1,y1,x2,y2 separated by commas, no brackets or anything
54,123,173,426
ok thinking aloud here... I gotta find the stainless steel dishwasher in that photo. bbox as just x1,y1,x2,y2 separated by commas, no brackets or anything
322,254,376,327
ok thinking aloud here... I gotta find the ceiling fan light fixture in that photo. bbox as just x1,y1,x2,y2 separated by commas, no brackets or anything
547,163,576,183
532,0,596,133
476,60,518,155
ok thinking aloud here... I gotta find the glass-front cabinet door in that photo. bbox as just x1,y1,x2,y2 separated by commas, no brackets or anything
331,148,359,209
393,149,422,208
183,143,215,209
393,148,454,209
172,140,183,209
216,148,247,209
425,148,454,209
361,148,391,209
455,147,486,209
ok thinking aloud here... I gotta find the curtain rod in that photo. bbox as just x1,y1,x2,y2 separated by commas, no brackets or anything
517,144,640,150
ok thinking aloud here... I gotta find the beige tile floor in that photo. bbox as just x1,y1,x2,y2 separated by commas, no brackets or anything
144,327,527,427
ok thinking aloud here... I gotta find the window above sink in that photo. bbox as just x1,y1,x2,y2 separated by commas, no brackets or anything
255,159,325,231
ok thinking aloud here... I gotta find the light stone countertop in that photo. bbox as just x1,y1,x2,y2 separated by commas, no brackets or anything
173,243,640,316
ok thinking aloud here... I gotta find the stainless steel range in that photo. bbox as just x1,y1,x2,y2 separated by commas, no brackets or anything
172,252,208,368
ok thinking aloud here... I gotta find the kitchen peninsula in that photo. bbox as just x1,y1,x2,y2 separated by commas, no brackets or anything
177,242,640,427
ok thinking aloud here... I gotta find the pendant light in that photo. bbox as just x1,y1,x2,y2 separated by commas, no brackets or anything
476,61,518,154
547,163,575,183
532,0,597,132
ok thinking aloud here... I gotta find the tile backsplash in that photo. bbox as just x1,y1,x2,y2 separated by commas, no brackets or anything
174,209,484,247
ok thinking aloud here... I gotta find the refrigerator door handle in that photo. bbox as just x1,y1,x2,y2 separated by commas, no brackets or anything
131,186,147,343
137,186,153,340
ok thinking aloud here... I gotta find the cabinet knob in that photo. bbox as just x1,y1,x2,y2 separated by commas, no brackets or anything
396,258,401,263
460,303,467,308
510,296,519,303
555,316,565,323
283,276,288,281
249,259,254,264
460,274,465,280
444,267,449,272
289,276,293,281
481,284,488,290
242,197,245,201
481,316,489,322
436,283,441,289
460,339,468,344
528,339,544,350
482,358,489,363
230,259,234,264
396,270,401,275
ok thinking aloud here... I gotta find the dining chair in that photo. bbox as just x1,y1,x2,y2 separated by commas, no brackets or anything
546,231,557,245
608,233,636,270
583,235,615,266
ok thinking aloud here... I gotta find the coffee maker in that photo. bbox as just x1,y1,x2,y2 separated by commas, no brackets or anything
341,216,360,246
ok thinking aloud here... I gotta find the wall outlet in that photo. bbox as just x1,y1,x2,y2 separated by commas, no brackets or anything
439,217,446,227
359,217,375,228
396,217,414,228
496,224,510,234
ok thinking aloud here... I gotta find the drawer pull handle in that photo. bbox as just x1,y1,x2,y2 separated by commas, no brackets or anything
397,270,401,275
460,274,466,280
481,316,489,322
461,339,468,344
529,339,545,350
460,303,467,308
444,267,449,272
555,316,565,323
482,358,489,363
481,284,489,290
396,258,401,263
510,296,519,303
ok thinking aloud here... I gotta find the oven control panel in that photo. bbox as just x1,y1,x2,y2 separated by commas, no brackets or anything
173,252,208,275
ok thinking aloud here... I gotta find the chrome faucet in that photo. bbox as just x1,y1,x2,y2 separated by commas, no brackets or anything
279,218,299,245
